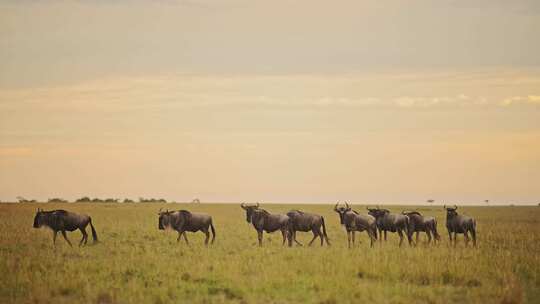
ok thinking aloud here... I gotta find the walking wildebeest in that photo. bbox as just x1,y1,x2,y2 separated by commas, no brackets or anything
333,202,377,248
287,209,330,246
33,208,98,247
240,203,292,247
367,207,410,246
444,205,477,247
158,209,216,245
402,211,440,245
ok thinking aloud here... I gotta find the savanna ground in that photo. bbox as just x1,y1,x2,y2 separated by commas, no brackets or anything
1,203,539,304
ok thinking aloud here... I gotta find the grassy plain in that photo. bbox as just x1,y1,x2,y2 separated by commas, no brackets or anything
0,203,539,304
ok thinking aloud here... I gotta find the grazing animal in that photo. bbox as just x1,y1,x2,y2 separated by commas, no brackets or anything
240,203,292,247
444,205,477,247
334,202,377,248
287,209,330,246
402,211,440,245
158,209,216,245
33,208,98,247
367,207,410,246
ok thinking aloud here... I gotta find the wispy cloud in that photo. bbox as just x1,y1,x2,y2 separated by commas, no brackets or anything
1,71,539,111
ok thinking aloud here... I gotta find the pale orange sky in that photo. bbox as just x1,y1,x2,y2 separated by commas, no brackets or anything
1,1,539,204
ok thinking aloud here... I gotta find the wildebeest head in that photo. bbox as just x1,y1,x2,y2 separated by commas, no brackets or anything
240,202,259,223
158,209,174,230
333,202,351,225
444,205,458,219
33,208,45,228
367,206,388,219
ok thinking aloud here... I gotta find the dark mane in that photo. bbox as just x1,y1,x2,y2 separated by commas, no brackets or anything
49,209,68,215
254,208,270,215
404,211,422,216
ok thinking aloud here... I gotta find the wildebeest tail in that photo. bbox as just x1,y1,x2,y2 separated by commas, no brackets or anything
404,215,410,235
89,217,98,243
321,217,330,245
210,221,216,244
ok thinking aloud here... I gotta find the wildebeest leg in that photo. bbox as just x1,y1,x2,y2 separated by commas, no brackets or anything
464,231,470,247
293,231,303,246
308,229,319,246
453,233,458,248
426,231,432,244
183,232,189,244
281,230,287,246
52,231,58,245
347,230,351,248
447,231,453,245
204,229,210,246
257,230,263,247
384,230,387,241
398,230,404,247
352,231,356,246
471,229,477,247
177,231,182,242
79,228,87,247
61,230,73,247
415,232,419,245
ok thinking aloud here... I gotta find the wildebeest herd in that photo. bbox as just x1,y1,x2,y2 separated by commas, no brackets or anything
32,203,477,248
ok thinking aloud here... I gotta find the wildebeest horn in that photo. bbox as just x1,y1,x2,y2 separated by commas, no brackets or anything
454,205,458,210
345,201,350,209
240,203,246,209
334,202,339,211
256,202,260,208
443,205,446,210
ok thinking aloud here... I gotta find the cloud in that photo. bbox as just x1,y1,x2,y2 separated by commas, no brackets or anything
500,95,540,107
1,71,539,113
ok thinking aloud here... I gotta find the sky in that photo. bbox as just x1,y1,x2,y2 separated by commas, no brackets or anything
1,0,539,204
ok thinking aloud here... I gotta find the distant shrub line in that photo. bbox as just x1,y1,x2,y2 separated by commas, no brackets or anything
15,197,174,203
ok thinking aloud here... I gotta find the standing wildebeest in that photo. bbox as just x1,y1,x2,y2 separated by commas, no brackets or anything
444,205,477,247
402,211,440,245
367,207,410,246
333,202,377,248
240,203,292,247
287,209,330,246
33,208,98,247
158,209,216,245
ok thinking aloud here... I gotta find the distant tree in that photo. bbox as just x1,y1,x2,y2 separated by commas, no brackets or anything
16,196,36,203
123,198,135,203
192,198,201,204
76,196,91,203
485,199,489,206
92,198,104,203
426,199,434,204
104,198,119,203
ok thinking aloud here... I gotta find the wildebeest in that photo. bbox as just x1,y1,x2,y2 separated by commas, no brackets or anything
33,208,98,247
240,203,292,247
158,209,216,245
402,211,440,245
333,202,377,248
287,209,330,246
367,207,410,246
444,205,477,247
